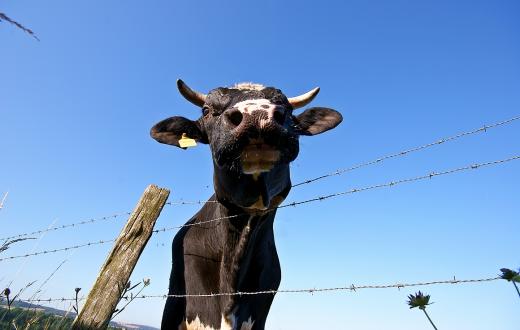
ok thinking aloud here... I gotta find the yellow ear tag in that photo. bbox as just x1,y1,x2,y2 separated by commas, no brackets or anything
179,133,197,148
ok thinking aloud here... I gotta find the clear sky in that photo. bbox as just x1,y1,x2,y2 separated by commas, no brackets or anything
1,0,519,329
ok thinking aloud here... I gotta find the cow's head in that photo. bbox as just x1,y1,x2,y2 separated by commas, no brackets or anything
151,80,342,213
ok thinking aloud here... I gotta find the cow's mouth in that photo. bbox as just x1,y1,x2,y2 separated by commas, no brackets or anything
240,141,280,174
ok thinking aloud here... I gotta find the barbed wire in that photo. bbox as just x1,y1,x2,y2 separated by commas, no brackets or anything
166,200,218,206
153,154,520,233
139,276,502,298
0,212,130,242
163,115,520,205
291,114,520,187
279,155,520,208
0,239,114,262
152,214,242,233
5,115,518,239
2,154,518,261
19,276,500,302
0,198,225,241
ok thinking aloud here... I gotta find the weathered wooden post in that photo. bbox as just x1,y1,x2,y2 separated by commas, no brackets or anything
72,184,170,329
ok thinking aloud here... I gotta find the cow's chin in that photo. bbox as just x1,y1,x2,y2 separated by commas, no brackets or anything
242,194,286,214
240,143,280,177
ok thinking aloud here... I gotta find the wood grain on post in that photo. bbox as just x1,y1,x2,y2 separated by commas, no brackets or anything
72,184,170,330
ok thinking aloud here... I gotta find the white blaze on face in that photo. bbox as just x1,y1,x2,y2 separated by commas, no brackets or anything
233,99,283,128
234,98,284,175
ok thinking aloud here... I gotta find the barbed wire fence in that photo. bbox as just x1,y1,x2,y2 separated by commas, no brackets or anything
155,154,520,231
2,114,518,241
1,154,519,262
1,114,519,323
291,115,520,187
0,212,130,242
166,114,520,203
0,240,115,262
19,276,501,303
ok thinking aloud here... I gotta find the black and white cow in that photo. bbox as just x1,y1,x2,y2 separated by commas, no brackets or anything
151,80,342,330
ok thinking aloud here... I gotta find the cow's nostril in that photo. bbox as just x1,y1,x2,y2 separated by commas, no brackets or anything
273,111,285,125
226,110,243,127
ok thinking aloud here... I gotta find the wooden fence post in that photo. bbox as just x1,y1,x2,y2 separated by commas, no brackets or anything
72,184,170,329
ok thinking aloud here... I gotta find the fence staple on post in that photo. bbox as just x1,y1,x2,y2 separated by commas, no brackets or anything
72,184,170,329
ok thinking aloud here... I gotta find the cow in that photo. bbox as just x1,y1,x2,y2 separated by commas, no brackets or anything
151,80,342,330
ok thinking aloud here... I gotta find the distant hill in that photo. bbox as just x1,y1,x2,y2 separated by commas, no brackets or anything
0,300,159,330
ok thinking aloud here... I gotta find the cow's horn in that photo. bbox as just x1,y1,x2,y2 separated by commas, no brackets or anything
288,87,320,109
177,79,207,107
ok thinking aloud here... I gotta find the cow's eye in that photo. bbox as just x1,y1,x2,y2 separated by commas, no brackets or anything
202,106,211,116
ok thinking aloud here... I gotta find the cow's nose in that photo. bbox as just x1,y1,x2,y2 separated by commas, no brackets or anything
258,107,286,130
272,107,285,126
224,108,244,127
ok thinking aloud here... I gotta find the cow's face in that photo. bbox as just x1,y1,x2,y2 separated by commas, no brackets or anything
151,80,342,212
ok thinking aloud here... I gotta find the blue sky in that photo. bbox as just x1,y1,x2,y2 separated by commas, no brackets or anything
1,0,519,329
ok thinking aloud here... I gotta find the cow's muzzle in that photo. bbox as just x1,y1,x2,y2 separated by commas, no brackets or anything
240,140,280,174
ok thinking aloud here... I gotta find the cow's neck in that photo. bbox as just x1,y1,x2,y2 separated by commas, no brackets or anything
213,198,277,316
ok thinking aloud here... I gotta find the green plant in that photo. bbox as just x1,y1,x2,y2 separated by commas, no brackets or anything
0,12,39,40
110,278,151,321
73,287,81,314
407,291,438,330
500,268,520,299
3,288,11,311
0,237,36,254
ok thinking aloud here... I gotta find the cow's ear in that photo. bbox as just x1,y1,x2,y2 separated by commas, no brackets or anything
293,107,342,136
150,116,208,148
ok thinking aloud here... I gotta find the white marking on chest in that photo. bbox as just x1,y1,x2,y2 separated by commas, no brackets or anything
233,99,283,128
181,315,254,330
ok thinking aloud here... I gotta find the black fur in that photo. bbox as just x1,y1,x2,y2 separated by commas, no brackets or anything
161,196,281,329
